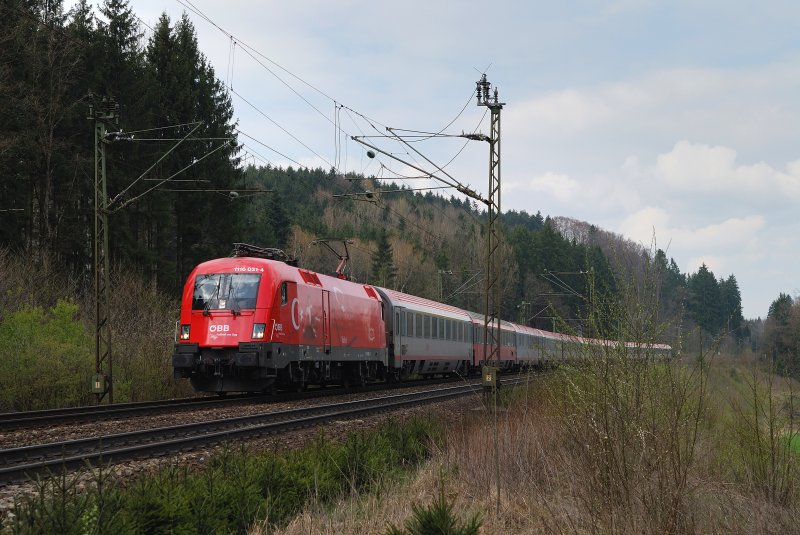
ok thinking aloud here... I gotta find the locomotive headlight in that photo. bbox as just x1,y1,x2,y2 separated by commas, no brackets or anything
252,323,266,339
180,324,191,340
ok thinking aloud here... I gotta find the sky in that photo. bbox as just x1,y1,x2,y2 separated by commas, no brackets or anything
88,0,800,319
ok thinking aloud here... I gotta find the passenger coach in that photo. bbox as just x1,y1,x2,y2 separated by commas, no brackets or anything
375,287,473,380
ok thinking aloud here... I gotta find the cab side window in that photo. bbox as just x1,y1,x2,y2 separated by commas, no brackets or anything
281,282,288,305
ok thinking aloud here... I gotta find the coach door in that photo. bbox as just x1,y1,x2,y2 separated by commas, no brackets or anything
322,290,331,354
393,306,406,367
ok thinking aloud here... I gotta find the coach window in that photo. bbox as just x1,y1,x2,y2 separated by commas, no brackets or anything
280,282,288,305
424,315,431,339
416,314,423,338
406,312,414,337
432,317,439,339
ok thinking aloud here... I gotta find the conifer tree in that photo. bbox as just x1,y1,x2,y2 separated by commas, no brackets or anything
687,264,721,334
719,274,744,341
267,192,290,250
371,229,397,288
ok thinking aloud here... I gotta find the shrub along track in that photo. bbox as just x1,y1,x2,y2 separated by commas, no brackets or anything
0,378,523,487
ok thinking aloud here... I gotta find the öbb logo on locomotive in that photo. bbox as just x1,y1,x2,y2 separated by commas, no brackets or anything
172,249,671,393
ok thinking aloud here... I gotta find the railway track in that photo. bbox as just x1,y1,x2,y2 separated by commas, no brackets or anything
0,378,523,486
0,376,468,432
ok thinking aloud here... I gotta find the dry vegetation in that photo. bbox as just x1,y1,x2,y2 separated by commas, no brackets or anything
267,355,799,535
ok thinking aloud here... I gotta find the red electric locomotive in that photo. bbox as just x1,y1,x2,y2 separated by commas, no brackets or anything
172,245,387,392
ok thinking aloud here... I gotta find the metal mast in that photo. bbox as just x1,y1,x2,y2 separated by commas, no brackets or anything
89,93,118,404
477,75,504,367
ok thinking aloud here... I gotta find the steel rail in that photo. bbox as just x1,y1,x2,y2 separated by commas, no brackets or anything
0,394,255,430
0,379,529,486
0,376,470,431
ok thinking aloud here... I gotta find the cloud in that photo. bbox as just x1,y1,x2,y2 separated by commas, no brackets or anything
654,141,800,198
620,207,765,251
506,60,800,158
506,172,580,202
510,90,613,135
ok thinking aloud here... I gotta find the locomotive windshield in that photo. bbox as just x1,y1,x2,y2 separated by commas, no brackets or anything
192,273,261,311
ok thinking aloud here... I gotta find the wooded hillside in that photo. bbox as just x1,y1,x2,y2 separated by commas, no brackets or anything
1,0,777,363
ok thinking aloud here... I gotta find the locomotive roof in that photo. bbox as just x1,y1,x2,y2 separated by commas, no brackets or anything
191,257,384,301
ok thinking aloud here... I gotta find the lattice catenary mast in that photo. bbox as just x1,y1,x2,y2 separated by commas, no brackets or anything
88,92,118,404
477,75,505,368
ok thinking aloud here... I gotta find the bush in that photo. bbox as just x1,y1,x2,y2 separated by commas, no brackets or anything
385,475,482,535
0,248,192,409
0,299,94,410
724,365,799,505
106,271,189,402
